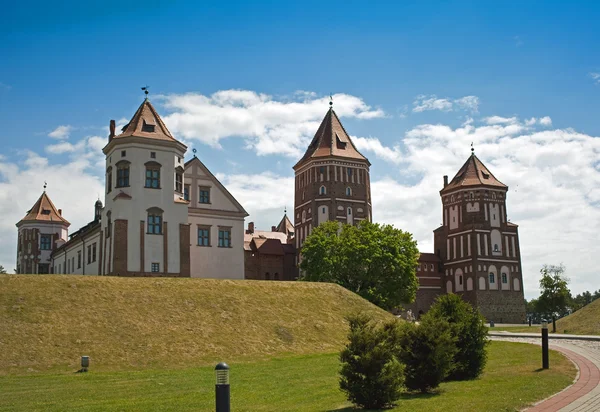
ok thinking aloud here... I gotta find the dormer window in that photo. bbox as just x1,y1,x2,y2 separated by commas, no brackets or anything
482,172,490,179
142,119,155,133
41,209,51,215
336,134,347,149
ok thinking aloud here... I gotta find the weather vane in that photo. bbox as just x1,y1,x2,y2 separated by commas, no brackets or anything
192,148,197,158
471,142,474,154
329,93,333,107
141,86,149,97
43,181,47,192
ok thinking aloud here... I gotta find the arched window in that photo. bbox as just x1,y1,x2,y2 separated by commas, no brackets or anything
501,272,508,284
265,272,270,280
347,207,352,216
145,161,161,189
147,207,164,234
470,192,474,200
302,210,306,223
274,273,280,280
319,185,326,195
116,161,130,188
489,273,495,284
346,187,352,196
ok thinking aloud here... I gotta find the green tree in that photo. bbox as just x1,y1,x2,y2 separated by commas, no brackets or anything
427,294,489,381
0,265,7,274
300,221,420,310
339,313,405,409
537,264,571,333
392,315,456,393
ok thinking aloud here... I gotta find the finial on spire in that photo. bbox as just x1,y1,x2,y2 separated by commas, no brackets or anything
329,93,333,108
192,148,197,158
141,86,149,99
43,181,47,192
471,142,474,155
284,206,287,215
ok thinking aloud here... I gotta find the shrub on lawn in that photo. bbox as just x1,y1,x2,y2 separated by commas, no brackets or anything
391,314,456,393
427,294,489,380
339,313,405,409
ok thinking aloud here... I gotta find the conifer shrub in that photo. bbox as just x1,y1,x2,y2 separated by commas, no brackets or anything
339,313,405,409
391,315,456,393
427,294,489,380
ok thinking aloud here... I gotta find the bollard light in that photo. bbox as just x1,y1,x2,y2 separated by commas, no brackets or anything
541,320,549,369
215,362,230,412
81,356,90,372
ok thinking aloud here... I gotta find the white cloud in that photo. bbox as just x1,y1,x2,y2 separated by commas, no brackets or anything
539,116,552,126
48,125,73,140
353,136,403,165
590,72,600,84
373,121,600,298
412,95,479,113
158,90,384,158
485,116,518,125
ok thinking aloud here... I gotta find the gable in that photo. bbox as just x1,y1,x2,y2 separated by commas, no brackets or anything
184,157,248,215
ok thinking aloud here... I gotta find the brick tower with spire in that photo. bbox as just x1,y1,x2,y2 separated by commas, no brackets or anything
433,148,526,323
293,101,372,250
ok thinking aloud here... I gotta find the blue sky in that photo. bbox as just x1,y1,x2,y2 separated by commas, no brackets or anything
1,1,599,298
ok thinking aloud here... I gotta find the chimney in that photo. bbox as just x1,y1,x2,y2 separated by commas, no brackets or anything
58,209,62,216
247,222,254,234
443,175,448,187
271,226,277,232
109,120,116,141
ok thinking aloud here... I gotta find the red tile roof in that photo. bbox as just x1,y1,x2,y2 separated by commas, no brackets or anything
275,213,294,236
114,99,179,143
17,192,70,226
441,153,507,194
294,107,369,169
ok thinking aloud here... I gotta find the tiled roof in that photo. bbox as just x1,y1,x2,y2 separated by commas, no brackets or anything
243,230,288,244
275,213,294,235
441,153,507,194
419,252,441,262
114,99,179,143
17,192,70,226
294,107,369,169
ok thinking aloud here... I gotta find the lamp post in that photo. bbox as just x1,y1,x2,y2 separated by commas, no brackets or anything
541,320,549,369
215,362,230,412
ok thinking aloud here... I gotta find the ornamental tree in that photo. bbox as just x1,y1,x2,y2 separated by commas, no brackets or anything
299,221,419,310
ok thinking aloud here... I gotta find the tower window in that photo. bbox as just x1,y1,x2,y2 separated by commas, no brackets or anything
147,208,163,234
116,161,130,188
346,187,352,196
150,152,156,158
184,185,190,201
347,168,352,176
347,207,352,216
502,273,508,283
145,162,161,188
489,273,495,284
320,166,325,173
40,235,51,250
121,150,126,157
106,167,113,193
151,263,160,272
493,244,499,252
142,120,155,133
319,186,326,195
175,168,183,193
459,275,463,285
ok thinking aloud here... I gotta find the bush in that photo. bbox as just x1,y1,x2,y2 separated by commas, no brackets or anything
339,313,405,409
392,315,456,393
427,294,489,380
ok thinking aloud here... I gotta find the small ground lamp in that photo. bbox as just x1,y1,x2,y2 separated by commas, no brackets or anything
541,320,549,369
81,356,90,372
215,362,230,412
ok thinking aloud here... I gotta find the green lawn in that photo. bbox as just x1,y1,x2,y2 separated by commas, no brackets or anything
0,341,575,412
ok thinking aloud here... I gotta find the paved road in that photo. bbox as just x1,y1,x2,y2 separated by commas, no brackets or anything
491,335,600,411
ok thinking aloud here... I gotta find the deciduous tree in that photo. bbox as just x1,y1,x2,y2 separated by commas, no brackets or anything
537,264,571,333
300,221,420,310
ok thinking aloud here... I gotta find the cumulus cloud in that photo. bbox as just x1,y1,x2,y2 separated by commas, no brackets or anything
158,90,384,158
373,121,600,297
590,72,600,84
48,125,73,140
412,95,479,113
539,116,552,126
353,136,403,165
485,116,518,125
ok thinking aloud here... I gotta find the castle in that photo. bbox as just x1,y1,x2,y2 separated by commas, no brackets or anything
15,96,526,322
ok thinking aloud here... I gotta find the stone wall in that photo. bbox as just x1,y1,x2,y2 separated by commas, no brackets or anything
475,290,526,323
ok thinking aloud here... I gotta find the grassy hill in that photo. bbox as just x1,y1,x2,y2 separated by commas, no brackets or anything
0,275,392,375
556,298,600,335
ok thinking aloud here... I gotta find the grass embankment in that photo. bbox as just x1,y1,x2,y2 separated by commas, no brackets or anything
0,341,575,411
0,275,391,375
493,299,600,335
